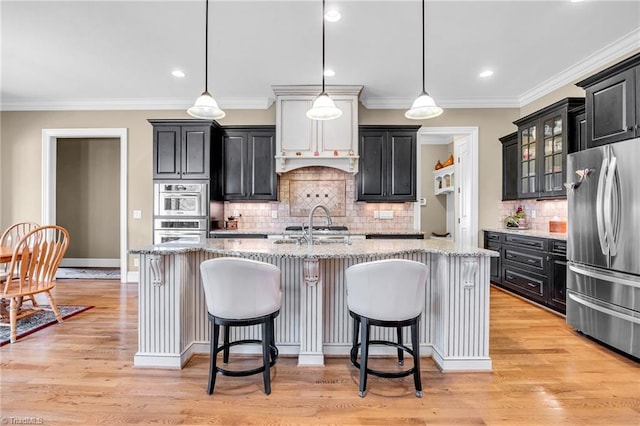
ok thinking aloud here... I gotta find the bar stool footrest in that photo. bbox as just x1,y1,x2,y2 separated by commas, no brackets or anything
215,339,278,377
350,340,417,379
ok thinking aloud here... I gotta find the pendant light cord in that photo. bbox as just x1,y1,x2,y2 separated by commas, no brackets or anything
322,0,326,93
421,0,425,94
204,0,209,93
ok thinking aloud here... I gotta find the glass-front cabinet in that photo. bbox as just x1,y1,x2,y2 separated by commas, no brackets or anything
514,98,584,199
519,124,537,197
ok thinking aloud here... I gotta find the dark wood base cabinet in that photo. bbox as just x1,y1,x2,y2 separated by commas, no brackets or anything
484,231,566,314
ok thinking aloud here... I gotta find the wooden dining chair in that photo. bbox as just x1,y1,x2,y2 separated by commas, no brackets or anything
1,222,40,264
0,225,70,343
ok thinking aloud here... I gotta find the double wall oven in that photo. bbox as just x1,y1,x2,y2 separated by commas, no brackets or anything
153,182,209,244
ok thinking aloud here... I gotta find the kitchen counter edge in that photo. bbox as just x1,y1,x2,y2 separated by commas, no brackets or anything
130,238,497,258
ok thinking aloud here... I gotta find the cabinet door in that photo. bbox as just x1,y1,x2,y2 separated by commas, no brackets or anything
387,131,416,200
501,134,518,201
247,130,277,200
486,241,502,284
517,124,538,198
539,111,567,198
586,67,637,147
279,98,314,152
153,126,181,179
221,131,246,199
319,99,355,154
548,254,567,313
181,126,210,179
572,111,587,153
357,130,386,200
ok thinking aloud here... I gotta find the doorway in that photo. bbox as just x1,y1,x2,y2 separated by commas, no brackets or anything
42,128,128,283
415,127,479,248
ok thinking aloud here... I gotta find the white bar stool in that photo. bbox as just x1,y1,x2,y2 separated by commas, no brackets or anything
345,259,428,397
200,257,282,395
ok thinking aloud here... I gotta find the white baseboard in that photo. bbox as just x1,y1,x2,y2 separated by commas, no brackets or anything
60,258,120,268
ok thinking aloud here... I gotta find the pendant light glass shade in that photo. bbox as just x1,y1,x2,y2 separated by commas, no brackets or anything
188,91,225,119
187,0,225,120
406,0,442,120
307,0,341,121
405,91,442,120
306,92,343,120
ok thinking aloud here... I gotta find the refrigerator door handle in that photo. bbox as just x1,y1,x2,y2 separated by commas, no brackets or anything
595,157,609,256
568,293,640,325
603,155,618,257
568,263,640,289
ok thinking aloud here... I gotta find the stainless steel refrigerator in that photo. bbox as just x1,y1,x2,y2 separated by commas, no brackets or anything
566,137,640,359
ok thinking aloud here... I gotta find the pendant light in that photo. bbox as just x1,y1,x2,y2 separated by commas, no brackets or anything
306,0,342,121
405,0,442,120
188,0,225,120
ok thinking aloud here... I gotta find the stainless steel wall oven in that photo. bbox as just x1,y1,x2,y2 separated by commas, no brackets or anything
154,183,208,217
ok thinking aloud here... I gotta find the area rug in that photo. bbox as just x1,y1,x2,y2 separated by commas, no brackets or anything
0,305,94,346
56,267,120,280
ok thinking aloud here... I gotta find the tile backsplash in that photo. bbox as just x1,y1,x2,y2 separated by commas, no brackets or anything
221,166,415,232
499,199,567,231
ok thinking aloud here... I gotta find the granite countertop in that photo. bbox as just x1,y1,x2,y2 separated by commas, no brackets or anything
130,238,497,258
483,227,567,241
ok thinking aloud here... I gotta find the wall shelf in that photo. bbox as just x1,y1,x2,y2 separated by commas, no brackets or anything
433,165,455,195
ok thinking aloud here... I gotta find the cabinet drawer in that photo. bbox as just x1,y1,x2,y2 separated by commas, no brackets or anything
485,232,503,243
502,266,546,302
504,234,546,251
551,239,567,256
503,247,546,272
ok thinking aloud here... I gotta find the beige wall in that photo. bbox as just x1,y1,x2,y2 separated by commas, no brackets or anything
57,138,120,258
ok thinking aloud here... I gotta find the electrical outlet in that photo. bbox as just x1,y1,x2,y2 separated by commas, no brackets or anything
133,258,139,267
233,210,239,217
373,210,379,219
379,210,394,219
271,210,278,219
531,209,536,218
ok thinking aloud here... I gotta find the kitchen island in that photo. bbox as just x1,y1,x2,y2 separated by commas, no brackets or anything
130,238,497,372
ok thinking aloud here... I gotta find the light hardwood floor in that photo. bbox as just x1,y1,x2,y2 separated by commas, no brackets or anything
1,280,638,425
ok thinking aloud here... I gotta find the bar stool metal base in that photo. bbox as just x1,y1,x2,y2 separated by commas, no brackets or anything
349,311,422,398
207,311,280,395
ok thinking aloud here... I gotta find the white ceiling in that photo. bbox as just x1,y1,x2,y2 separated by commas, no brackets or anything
2,0,639,112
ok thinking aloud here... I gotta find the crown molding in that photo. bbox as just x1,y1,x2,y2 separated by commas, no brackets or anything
361,96,520,109
518,28,640,108
0,97,274,112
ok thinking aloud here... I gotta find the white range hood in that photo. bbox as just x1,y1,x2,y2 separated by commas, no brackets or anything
272,85,363,174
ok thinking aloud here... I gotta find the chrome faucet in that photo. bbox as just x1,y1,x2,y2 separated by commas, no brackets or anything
302,204,332,246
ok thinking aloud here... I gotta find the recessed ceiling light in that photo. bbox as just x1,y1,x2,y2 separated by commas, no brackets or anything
323,69,335,77
325,9,341,22
570,0,584,3
172,70,185,78
479,70,494,78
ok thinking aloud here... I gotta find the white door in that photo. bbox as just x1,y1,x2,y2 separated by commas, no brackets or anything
454,135,477,249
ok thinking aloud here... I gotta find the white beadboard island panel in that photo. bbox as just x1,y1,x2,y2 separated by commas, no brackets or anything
131,239,496,371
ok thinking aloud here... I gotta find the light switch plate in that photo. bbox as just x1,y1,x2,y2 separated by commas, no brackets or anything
133,210,142,219
271,210,278,219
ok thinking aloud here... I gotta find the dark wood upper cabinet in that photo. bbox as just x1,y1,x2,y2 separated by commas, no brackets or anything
513,98,584,199
576,53,640,148
357,125,419,202
499,132,518,201
150,119,217,180
215,126,277,201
